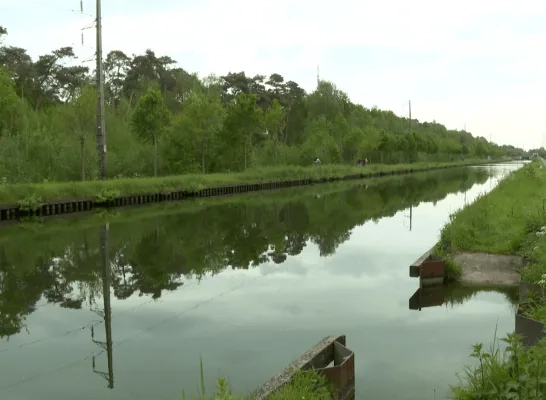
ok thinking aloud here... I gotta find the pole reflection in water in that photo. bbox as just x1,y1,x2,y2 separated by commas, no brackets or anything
90,223,114,389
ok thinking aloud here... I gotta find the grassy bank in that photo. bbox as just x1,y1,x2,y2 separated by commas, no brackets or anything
184,371,332,400
0,165,488,239
436,160,545,279
435,160,546,397
0,159,492,206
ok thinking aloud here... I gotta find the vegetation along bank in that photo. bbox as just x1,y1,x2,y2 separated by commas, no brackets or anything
0,25,524,189
434,160,546,398
0,159,497,219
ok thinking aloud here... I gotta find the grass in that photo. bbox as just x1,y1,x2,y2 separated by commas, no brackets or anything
0,165,487,241
437,160,545,256
181,358,332,400
0,159,493,206
435,160,546,284
440,160,546,398
451,328,546,399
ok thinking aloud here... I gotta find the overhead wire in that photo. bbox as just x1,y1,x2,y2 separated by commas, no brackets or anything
16,0,94,18
0,274,209,353
0,263,285,391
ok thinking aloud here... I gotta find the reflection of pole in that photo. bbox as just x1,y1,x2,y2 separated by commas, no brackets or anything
91,223,114,389
403,205,413,231
408,100,412,134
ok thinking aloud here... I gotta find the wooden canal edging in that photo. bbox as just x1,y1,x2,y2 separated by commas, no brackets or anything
408,248,446,311
251,335,355,400
515,283,546,347
0,162,497,223
409,247,446,287
408,286,446,310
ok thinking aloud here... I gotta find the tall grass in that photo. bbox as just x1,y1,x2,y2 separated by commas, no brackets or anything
444,161,546,398
181,357,332,400
451,329,546,399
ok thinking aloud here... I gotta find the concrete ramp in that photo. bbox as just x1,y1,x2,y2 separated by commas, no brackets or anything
453,252,522,286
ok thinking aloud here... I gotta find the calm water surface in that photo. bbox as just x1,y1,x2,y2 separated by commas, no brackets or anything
0,163,523,400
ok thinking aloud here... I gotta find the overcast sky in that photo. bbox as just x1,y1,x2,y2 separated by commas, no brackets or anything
2,0,546,149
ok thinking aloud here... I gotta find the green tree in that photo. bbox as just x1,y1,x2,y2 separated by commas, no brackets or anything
173,89,225,173
69,85,96,180
222,92,262,170
264,99,286,165
0,24,521,183
0,67,19,135
131,89,171,177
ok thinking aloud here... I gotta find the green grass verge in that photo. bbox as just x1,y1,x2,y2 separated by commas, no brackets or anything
184,371,332,400
434,160,546,282
451,330,546,399
438,160,546,398
182,359,332,400
0,166,484,240
0,159,493,206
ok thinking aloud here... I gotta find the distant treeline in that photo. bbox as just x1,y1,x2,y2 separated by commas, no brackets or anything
0,26,522,183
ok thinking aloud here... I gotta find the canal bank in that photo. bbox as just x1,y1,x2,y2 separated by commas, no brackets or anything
0,163,518,400
0,159,496,221
432,160,546,398
0,167,490,232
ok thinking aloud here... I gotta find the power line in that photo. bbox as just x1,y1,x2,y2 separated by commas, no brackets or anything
0,264,285,391
2,0,94,17
0,276,205,354
0,349,104,390
0,320,103,354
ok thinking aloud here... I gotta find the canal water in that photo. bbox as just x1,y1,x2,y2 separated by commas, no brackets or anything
0,163,522,400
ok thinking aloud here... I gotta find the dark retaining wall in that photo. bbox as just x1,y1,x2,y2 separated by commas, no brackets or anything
516,283,546,347
0,163,494,222
251,335,354,400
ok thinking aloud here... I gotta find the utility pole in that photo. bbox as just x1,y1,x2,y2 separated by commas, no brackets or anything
408,100,412,134
316,65,320,87
96,0,107,179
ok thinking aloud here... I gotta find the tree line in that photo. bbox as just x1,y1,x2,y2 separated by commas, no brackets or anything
0,167,489,338
0,26,522,183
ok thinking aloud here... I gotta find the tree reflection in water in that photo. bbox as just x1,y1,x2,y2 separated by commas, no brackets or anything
0,167,491,340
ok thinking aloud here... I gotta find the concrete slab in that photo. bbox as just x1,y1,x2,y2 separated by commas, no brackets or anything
453,252,522,286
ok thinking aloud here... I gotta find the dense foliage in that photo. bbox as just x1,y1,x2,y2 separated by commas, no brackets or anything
0,167,489,338
0,26,522,183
